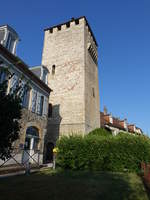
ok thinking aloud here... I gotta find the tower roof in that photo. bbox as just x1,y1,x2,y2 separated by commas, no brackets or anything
44,16,98,47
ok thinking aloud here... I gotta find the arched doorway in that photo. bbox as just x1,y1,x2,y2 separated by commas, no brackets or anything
45,142,54,163
22,126,40,164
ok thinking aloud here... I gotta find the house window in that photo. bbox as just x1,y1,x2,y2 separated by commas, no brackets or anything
0,30,5,44
42,70,47,84
22,87,30,108
9,39,15,53
31,90,37,113
6,33,12,49
10,74,19,93
39,96,44,116
48,103,52,118
0,69,6,83
6,33,15,53
52,65,55,75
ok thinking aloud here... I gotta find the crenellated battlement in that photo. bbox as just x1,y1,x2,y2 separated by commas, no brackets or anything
44,16,98,47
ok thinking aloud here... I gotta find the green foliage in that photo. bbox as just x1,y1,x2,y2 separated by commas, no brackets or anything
56,133,150,172
0,71,22,160
88,128,112,137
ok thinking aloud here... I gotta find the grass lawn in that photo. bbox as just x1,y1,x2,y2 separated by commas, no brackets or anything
0,169,149,200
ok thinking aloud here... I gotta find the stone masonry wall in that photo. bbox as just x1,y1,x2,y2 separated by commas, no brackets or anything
42,17,100,141
84,23,100,133
15,108,47,154
42,18,85,138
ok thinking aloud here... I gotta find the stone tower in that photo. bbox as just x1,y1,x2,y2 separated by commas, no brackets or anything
42,16,100,141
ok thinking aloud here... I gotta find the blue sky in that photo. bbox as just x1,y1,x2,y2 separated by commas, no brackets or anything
1,0,150,134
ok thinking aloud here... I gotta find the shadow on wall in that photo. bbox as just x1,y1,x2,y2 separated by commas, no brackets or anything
43,104,62,163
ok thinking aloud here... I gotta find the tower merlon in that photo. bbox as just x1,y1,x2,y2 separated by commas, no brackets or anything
44,16,98,47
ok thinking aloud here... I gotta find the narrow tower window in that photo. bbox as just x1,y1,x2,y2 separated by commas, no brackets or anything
92,87,95,98
52,65,55,75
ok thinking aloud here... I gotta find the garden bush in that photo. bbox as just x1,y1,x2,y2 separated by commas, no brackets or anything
56,132,150,172
88,128,112,137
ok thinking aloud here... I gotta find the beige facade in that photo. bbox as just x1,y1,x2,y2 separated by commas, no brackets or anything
42,17,100,140
0,35,51,165
16,109,47,153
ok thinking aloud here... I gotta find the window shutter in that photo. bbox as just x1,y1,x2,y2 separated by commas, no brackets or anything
36,93,41,114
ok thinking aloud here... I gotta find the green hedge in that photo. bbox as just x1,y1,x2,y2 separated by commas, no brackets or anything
88,128,112,137
56,133,150,172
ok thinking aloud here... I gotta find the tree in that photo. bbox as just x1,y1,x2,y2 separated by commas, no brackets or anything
0,68,23,160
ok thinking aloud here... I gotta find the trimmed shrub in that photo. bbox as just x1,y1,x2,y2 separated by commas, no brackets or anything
88,128,112,137
56,134,150,172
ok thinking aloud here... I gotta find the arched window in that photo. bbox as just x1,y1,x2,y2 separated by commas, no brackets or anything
25,126,39,150
26,126,39,137
52,65,55,75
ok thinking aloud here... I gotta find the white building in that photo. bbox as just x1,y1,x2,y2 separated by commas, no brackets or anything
0,24,52,166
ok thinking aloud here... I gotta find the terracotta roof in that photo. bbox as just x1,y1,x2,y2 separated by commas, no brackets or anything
0,44,52,94
100,112,126,131
100,111,143,134
112,117,126,131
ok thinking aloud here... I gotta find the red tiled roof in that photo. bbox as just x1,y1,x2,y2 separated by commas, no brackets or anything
100,112,126,131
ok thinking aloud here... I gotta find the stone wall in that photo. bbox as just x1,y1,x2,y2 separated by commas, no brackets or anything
84,20,100,133
42,17,100,141
0,108,48,166
17,108,47,151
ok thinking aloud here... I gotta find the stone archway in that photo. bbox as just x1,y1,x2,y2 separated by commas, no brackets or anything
22,126,40,165
22,122,43,150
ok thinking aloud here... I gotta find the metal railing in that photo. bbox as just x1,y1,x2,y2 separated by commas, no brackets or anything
0,148,41,169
